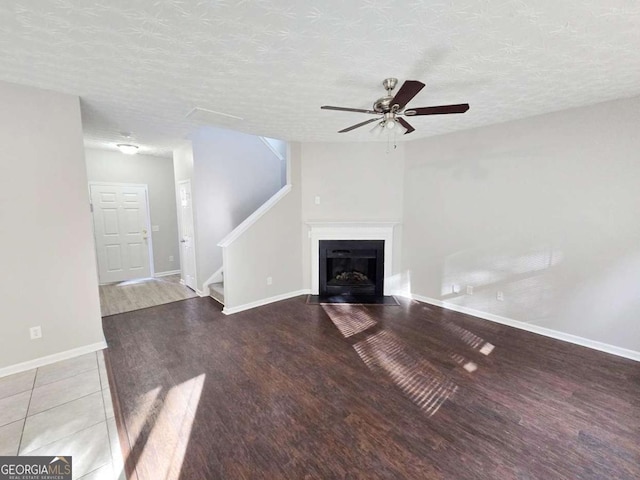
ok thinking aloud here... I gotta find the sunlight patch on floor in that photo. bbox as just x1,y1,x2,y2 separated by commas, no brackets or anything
129,374,205,480
322,304,378,337
353,330,458,416
444,323,495,355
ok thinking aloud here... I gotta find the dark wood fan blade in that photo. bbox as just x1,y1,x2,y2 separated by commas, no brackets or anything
338,117,380,133
403,103,470,116
391,80,425,110
321,106,378,114
397,117,415,134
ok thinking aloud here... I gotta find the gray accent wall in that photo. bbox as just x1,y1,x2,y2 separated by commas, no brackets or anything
403,95,640,352
0,81,103,370
85,148,181,274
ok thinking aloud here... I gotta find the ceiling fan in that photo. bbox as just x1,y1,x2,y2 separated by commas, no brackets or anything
321,78,470,135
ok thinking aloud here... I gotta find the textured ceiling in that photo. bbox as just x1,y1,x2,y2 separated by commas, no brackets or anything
1,1,639,157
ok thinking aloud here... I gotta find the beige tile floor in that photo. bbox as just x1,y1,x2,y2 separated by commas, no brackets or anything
99,274,197,316
0,351,125,480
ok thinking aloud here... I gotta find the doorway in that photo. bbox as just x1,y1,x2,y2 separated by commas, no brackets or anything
89,182,153,284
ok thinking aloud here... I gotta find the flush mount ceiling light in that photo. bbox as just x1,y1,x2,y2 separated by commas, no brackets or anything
116,143,139,155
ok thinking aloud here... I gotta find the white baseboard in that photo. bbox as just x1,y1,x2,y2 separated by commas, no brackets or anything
154,270,181,278
196,287,209,297
177,278,206,297
223,289,310,315
404,293,640,362
0,340,108,378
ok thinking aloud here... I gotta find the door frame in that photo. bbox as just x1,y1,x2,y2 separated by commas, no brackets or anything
176,179,197,290
88,181,155,284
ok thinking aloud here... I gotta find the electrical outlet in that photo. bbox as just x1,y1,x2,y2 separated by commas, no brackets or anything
497,291,504,301
466,285,474,295
452,284,460,294
266,276,273,285
314,196,321,205
30,326,42,340
169,255,174,262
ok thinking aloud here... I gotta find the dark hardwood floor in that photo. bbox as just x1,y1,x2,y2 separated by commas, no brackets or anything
102,296,640,480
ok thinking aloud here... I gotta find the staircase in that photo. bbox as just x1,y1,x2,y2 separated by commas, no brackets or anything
210,282,224,305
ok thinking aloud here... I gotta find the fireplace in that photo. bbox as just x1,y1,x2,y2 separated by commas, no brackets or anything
319,240,385,298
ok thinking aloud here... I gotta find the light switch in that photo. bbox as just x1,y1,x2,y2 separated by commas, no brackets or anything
152,225,160,232
314,196,321,205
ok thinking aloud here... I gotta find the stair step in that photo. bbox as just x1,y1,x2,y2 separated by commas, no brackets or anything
210,282,224,305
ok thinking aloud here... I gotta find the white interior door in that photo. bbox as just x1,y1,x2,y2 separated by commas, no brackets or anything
90,184,152,283
178,181,197,290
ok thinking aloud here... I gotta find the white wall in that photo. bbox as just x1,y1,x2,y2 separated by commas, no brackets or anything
403,96,640,352
223,144,303,310
190,126,284,289
300,142,405,290
301,142,405,221
262,136,288,186
173,143,194,185
0,81,104,371
85,148,180,274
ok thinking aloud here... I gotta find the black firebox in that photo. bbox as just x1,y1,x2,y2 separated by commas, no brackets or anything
319,240,384,298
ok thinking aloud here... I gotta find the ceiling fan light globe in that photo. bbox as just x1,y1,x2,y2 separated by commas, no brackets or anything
369,122,382,135
385,119,396,129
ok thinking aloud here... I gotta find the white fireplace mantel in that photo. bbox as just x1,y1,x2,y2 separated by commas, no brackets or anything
305,221,400,295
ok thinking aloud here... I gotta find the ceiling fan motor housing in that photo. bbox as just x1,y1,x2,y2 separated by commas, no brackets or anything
373,78,400,113
373,95,394,113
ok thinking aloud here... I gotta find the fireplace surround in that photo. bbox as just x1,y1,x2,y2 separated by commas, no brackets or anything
306,222,398,297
